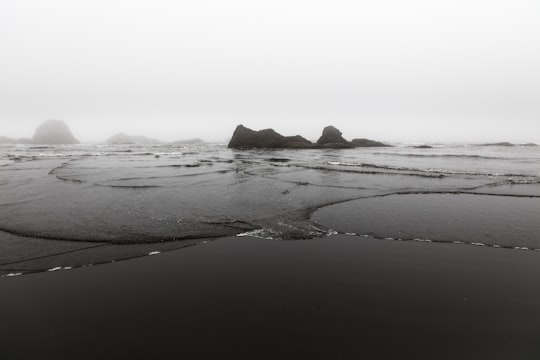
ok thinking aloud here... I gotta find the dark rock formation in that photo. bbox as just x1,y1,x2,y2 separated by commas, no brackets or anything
520,143,538,146
228,125,313,149
316,126,350,146
480,142,514,147
228,124,388,150
32,120,79,144
414,145,433,149
351,138,391,147
284,135,314,148
106,133,161,145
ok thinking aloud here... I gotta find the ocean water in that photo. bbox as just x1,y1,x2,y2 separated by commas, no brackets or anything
1,143,539,275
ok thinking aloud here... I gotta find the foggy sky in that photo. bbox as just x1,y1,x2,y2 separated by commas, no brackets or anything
1,0,539,143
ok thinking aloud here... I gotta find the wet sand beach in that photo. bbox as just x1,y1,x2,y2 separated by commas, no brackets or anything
1,144,539,275
1,144,540,359
2,235,540,359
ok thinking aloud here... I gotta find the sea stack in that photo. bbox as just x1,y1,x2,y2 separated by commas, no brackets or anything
351,138,391,147
32,120,79,144
227,124,390,149
228,125,313,149
316,126,351,147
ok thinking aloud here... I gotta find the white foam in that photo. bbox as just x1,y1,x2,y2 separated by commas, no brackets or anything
514,247,529,250
327,161,367,168
44,266,72,272
471,242,486,246
309,225,327,233
345,233,357,236
148,251,160,256
4,273,23,277
237,229,277,240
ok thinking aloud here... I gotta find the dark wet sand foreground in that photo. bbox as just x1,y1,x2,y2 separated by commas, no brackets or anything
1,235,540,360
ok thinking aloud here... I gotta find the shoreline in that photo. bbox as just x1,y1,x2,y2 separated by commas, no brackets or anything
4,224,540,278
2,235,540,359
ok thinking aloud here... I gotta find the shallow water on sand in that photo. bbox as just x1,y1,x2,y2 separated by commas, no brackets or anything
313,193,540,249
0,143,539,275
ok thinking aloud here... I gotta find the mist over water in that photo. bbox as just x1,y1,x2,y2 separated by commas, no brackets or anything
1,1,540,143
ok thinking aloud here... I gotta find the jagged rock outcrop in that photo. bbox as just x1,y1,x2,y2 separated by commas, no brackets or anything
283,135,314,148
316,126,351,147
106,133,161,145
351,138,391,147
228,124,388,149
228,125,313,149
32,120,79,144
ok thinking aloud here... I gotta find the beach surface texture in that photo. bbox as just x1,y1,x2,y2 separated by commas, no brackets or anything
1,143,540,359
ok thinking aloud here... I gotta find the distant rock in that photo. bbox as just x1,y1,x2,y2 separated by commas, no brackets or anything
351,138,392,147
519,143,538,147
106,133,161,145
171,138,204,145
228,125,389,150
228,125,313,149
32,120,79,144
316,126,352,147
316,126,391,148
414,145,433,149
480,142,514,147
284,135,315,148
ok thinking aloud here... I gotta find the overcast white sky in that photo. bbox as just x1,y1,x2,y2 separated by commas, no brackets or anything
1,0,539,143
